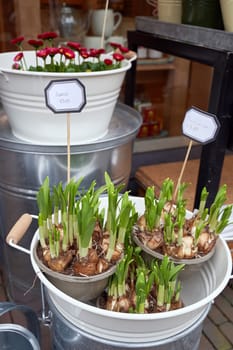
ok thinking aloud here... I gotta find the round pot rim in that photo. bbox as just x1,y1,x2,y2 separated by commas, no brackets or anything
32,241,118,282
132,225,216,265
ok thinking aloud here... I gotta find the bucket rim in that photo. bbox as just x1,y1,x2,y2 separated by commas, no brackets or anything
47,289,211,348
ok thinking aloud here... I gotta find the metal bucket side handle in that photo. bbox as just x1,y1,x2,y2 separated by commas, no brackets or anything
224,236,233,279
6,214,37,255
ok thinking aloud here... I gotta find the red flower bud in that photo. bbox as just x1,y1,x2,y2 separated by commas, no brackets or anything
12,62,21,70
67,41,81,51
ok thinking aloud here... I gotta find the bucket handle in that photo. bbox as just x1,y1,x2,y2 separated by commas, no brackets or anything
107,51,137,63
126,52,137,63
6,214,37,255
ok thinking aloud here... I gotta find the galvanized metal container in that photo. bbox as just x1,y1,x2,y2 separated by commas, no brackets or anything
0,103,141,311
0,302,40,350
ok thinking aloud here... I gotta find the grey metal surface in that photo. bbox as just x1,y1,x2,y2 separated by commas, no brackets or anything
0,103,141,192
136,17,233,52
0,302,41,349
0,103,141,311
0,325,40,350
0,103,141,152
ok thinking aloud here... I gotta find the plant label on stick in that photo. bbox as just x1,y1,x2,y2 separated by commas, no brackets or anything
174,107,220,202
182,107,220,144
45,79,86,114
44,79,86,183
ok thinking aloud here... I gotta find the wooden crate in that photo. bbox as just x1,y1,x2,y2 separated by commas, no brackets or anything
123,0,154,16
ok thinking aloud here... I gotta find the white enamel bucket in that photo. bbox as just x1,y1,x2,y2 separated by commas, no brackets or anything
0,51,133,145
6,196,232,344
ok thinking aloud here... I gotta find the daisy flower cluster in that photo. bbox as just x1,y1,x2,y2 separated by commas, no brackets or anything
10,31,130,73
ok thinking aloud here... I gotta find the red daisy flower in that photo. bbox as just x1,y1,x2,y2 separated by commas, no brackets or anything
36,49,48,59
11,36,24,46
62,48,75,60
89,48,105,58
80,49,89,59
89,49,99,58
28,39,43,49
113,52,124,62
109,42,121,49
9,31,130,72
58,47,65,55
46,47,59,57
67,41,81,51
104,58,113,65
37,31,58,40
119,46,129,53
13,52,24,62
97,48,106,55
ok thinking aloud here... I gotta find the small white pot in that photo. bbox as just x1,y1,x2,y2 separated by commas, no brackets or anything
0,51,132,145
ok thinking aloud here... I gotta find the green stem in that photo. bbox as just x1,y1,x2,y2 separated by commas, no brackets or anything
157,284,165,307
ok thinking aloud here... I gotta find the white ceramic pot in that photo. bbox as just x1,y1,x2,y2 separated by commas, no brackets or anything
29,196,232,343
158,0,182,24
0,51,132,145
220,0,233,32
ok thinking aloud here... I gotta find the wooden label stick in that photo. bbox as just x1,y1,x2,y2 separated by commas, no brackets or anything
101,0,110,48
67,112,71,184
44,79,86,185
173,140,193,201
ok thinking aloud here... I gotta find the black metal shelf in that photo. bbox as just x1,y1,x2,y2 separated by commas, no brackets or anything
125,18,233,208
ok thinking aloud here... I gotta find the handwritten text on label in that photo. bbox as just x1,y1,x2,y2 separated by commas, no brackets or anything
182,107,220,144
45,79,86,114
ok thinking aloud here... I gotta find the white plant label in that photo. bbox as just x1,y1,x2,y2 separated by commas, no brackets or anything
182,107,220,144
45,79,86,114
